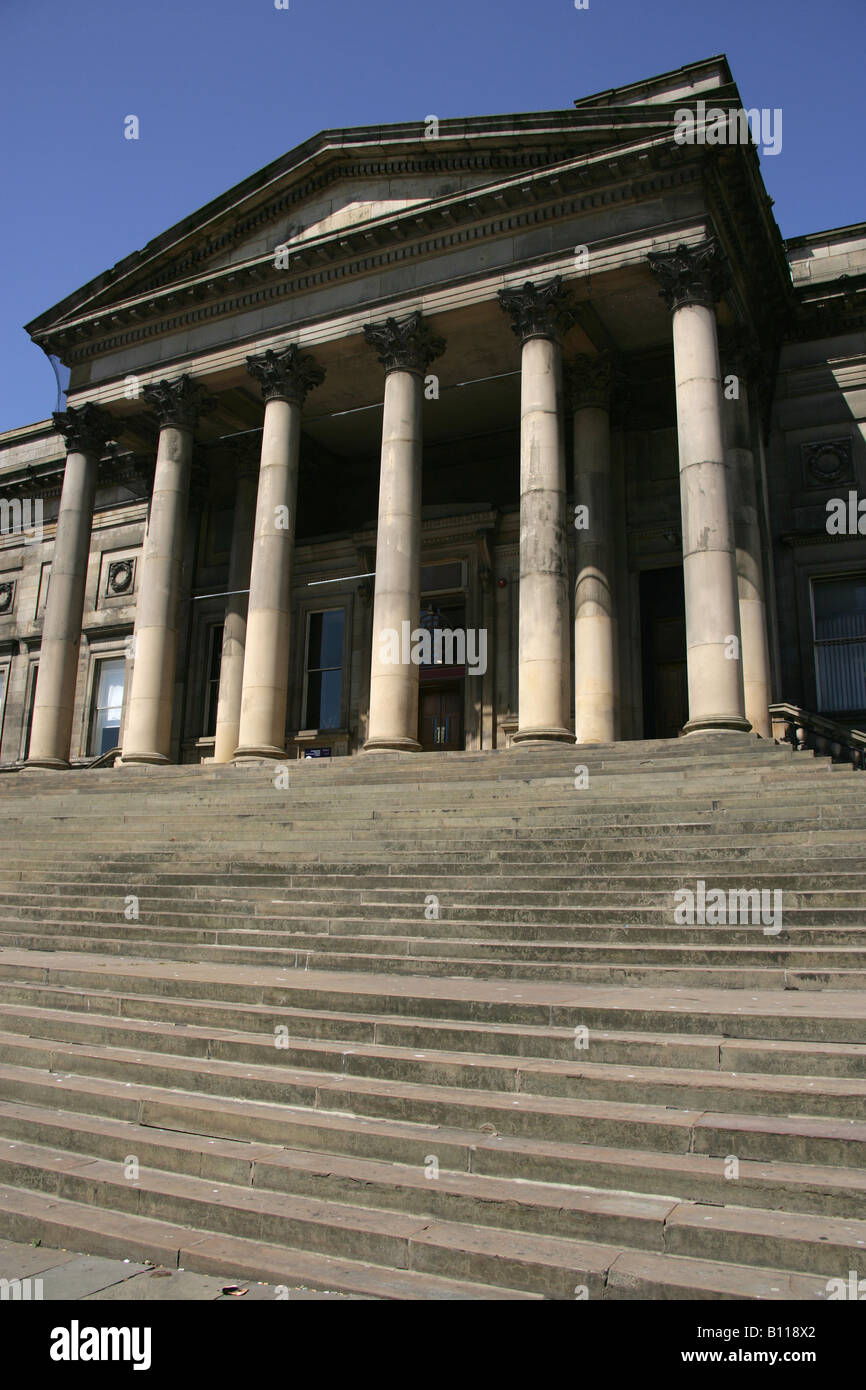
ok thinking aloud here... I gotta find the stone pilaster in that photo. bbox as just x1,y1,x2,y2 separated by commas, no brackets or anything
499,277,574,743
27,404,115,768
122,376,214,764
234,345,325,760
362,312,445,751
565,353,620,745
647,239,749,734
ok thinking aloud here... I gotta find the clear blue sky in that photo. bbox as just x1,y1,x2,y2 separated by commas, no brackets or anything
1,0,862,432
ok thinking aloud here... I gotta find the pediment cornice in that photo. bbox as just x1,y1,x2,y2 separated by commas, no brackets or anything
34,134,702,367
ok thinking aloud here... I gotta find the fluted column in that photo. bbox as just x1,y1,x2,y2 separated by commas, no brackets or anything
565,353,619,744
122,377,213,764
27,404,115,768
363,312,445,751
234,345,325,760
720,331,773,738
499,277,574,743
213,448,258,763
648,240,749,734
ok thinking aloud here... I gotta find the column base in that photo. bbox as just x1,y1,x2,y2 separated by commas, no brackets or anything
24,757,70,771
512,727,575,745
682,716,753,736
232,745,287,763
363,736,422,753
118,752,172,766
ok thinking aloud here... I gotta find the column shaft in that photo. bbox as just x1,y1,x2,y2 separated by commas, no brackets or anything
362,311,444,752
573,402,617,743
515,335,571,741
213,468,257,762
366,368,423,750
724,377,772,738
28,451,98,766
122,423,194,763
28,405,113,769
672,301,748,731
234,399,300,758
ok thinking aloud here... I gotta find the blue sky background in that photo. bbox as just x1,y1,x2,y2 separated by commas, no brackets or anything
1,0,862,431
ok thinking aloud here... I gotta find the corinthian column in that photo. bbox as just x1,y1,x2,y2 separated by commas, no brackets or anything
720,329,773,738
363,311,445,751
647,239,749,734
565,353,619,745
122,376,213,764
27,404,115,768
499,277,574,743
233,345,325,760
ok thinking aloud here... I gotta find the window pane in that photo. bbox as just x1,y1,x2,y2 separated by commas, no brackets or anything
306,669,343,729
816,642,866,712
813,577,866,640
308,610,344,670
420,562,462,594
91,658,125,755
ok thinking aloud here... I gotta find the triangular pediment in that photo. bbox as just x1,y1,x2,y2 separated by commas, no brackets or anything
26,53,748,350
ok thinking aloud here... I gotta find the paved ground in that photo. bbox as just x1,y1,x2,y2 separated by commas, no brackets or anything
0,1236,360,1300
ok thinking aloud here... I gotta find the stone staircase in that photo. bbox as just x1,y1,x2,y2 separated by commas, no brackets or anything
0,732,863,1299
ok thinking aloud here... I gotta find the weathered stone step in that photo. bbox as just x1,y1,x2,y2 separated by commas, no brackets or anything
5,928,864,988
0,951,861,1041
2,1101,865,1280
0,1181,533,1299
2,1094,864,1228
6,915,866,972
0,1001,862,1119
2,980,864,1077
0,1031,863,1166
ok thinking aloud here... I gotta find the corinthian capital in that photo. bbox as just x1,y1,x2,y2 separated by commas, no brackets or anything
52,402,115,457
363,311,445,375
142,376,215,430
647,238,729,312
246,344,326,405
563,353,620,411
498,276,576,343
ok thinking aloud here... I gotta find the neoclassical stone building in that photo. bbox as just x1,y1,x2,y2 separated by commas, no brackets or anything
0,54,864,769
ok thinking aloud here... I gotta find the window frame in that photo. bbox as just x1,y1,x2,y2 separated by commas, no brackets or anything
301,607,346,731
810,569,866,715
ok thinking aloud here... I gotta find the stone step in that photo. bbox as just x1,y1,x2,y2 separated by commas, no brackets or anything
0,1001,863,1118
7,911,866,955
0,1108,863,1282
0,1181,533,1300
0,1032,863,1167
2,980,865,1077
0,950,861,1041
3,1093,864,1224
5,930,865,988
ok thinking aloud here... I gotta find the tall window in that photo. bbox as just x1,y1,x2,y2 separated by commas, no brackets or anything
204,624,224,736
812,574,866,714
22,663,38,759
305,610,344,729
89,658,125,756
0,665,7,748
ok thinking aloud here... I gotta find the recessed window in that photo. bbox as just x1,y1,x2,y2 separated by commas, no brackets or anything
305,610,344,729
204,624,224,736
420,561,463,595
812,574,866,714
22,663,38,759
0,665,8,745
89,658,125,756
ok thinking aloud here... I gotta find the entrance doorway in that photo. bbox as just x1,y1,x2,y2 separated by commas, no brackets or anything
419,684,464,750
640,566,688,738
